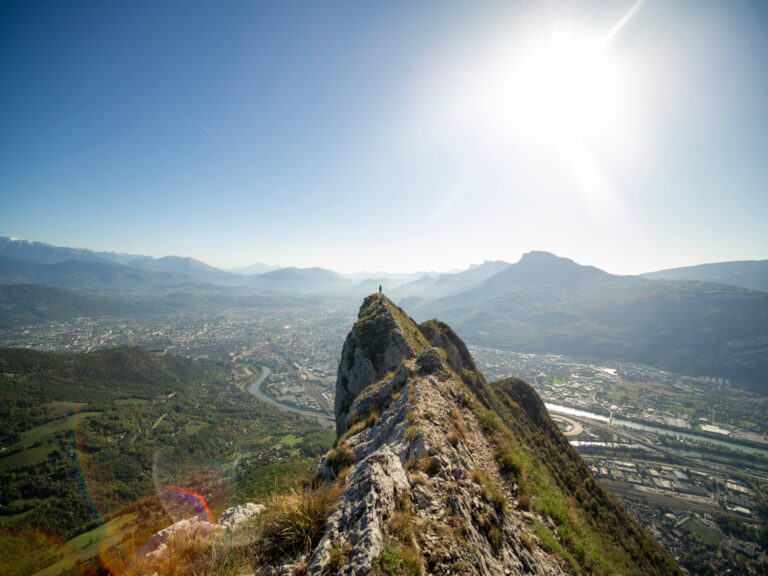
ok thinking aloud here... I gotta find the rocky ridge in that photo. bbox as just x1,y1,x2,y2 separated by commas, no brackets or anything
135,294,680,576
304,294,680,575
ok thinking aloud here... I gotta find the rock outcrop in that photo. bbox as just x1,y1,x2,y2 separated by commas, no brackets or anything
136,294,681,576
309,294,680,575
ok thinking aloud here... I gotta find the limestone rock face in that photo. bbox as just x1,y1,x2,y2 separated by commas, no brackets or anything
334,294,429,435
217,502,265,532
138,294,680,576
310,295,568,576
140,503,264,560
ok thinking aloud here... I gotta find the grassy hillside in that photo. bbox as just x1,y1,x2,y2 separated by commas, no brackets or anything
417,314,681,575
0,284,122,328
482,376,679,575
0,347,333,576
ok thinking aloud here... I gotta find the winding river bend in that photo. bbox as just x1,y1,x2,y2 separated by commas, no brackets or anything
246,365,334,424
546,403,768,457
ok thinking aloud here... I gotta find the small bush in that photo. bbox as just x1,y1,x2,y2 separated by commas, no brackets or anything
404,425,424,441
450,407,467,440
488,525,503,550
389,509,416,543
328,541,352,571
326,441,356,477
375,542,423,576
406,454,431,472
343,409,380,439
472,470,506,512
258,483,342,561
344,420,367,438
520,531,535,552
478,409,503,432
408,471,431,487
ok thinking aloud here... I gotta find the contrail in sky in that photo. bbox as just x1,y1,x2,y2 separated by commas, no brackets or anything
601,0,647,48
192,120,211,133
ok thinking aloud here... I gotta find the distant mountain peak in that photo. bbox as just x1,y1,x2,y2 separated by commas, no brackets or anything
518,250,574,265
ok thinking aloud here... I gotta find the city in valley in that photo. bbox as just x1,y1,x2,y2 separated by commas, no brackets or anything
2,302,766,574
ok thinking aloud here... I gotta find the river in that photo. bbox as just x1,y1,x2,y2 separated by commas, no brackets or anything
545,403,768,457
247,365,334,424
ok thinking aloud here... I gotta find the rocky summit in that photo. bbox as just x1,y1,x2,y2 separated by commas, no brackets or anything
304,294,679,575
135,294,681,576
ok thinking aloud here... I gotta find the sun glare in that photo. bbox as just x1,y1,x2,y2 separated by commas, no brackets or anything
512,24,627,145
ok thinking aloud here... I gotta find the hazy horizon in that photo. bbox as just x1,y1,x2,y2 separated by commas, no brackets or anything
3,233,767,277
3,0,768,274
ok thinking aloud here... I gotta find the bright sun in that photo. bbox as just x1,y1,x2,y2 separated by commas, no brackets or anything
512,24,627,145
436,2,645,208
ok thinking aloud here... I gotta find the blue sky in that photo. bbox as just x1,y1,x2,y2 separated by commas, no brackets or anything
2,0,767,273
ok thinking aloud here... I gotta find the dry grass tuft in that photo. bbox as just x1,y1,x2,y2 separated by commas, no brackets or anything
326,441,356,477
124,523,251,576
520,531,536,553
450,407,467,440
472,469,507,512
258,482,343,561
328,541,353,571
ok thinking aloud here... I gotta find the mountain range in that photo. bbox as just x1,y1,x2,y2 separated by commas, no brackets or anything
1,236,767,389
642,259,768,292
407,252,768,390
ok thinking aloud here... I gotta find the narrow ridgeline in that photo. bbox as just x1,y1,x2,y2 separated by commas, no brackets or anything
134,294,681,576
303,294,680,575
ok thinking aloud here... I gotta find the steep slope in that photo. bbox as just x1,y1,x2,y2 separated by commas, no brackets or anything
643,259,768,292
410,252,768,389
130,295,679,576
305,295,679,575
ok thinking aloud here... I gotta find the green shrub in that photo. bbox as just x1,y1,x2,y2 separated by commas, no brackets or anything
375,542,423,576
404,425,424,441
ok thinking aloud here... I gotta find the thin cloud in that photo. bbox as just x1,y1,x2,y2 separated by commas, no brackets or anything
192,120,211,133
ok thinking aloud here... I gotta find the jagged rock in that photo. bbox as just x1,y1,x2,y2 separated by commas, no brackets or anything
335,294,428,435
306,295,571,576
310,295,679,576
141,516,215,559
416,347,447,376
137,295,680,576
308,447,409,575
141,502,263,559
217,502,265,532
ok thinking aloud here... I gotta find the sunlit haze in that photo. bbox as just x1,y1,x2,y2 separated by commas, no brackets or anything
2,0,767,273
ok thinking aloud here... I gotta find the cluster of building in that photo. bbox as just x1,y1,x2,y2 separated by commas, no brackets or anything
3,307,767,575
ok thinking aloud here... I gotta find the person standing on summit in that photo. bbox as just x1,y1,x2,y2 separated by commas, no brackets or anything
378,284,382,293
